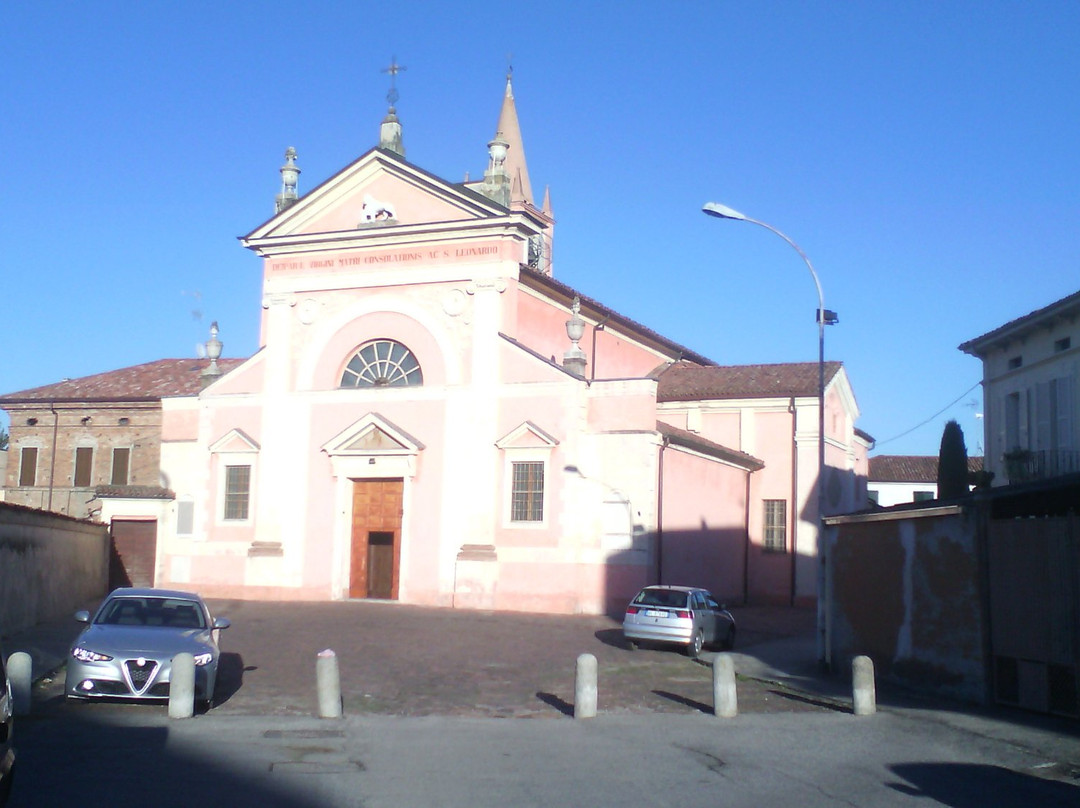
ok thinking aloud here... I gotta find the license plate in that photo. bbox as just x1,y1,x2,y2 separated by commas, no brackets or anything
644,609,667,618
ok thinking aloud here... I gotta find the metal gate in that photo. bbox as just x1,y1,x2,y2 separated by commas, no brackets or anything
109,519,158,589
987,515,1079,716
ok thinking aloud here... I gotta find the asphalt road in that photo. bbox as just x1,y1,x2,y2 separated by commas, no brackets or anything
9,601,1080,807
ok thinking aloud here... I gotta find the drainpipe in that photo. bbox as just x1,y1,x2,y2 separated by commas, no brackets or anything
743,467,755,606
656,437,667,585
789,397,798,607
48,403,60,511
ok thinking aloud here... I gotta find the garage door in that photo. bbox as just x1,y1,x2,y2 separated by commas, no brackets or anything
109,519,158,589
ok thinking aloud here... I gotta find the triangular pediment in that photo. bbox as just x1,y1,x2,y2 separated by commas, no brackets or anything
494,421,559,450
209,428,260,454
245,149,510,244
322,412,424,456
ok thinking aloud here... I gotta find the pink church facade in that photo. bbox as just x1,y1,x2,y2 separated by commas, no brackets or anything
95,77,870,614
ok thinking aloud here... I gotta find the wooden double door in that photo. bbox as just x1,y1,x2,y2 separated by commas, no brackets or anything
349,479,403,600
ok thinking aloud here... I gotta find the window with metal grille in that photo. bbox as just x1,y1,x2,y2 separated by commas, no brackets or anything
19,447,38,487
224,465,251,521
763,499,787,552
511,461,544,522
340,339,423,387
74,446,93,487
111,447,130,486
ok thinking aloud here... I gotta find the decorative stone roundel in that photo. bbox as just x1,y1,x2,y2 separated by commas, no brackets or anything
340,339,423,388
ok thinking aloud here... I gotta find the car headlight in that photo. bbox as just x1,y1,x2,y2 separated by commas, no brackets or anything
192,652,213,667
72,647,113,663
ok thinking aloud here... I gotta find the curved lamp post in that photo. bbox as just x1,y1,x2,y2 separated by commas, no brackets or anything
702,202,837,667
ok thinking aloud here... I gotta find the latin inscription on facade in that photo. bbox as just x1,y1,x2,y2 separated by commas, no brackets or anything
268,243,505,274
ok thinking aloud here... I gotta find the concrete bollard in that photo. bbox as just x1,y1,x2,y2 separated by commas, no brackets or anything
316,649,342,718
169,653,196,719
7,653,33,717
852,655,876,716
574,653,597,719
712,653,738,718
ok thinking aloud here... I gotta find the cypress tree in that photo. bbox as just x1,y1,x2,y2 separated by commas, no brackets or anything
937,419,970,499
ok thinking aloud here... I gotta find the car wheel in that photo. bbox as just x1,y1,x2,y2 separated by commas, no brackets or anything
721,625,736,651
687,628,704,658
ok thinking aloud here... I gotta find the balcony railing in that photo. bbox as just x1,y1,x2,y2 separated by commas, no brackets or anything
1004,449,1080,484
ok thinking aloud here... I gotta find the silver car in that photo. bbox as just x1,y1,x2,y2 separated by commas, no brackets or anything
622,585,735,658
65,588,230,707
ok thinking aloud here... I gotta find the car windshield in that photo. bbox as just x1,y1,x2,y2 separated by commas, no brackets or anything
633,589,690,609
96,597,206,629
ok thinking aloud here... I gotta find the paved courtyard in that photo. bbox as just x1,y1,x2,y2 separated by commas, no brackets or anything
33,599,830,718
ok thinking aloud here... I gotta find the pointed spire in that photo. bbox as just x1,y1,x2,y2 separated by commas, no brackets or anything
379,58,406,157
494,69,533,206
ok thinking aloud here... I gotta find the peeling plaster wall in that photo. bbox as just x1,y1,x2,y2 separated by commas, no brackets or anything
831,509,988,703
0,502,109,635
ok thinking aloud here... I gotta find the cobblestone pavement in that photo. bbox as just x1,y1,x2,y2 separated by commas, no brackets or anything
28,599,834,719
197,600,830,718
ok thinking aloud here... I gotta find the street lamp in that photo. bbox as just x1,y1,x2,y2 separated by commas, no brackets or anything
702,202,838,666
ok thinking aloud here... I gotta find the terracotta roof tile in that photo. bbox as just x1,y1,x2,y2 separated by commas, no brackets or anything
869,455,984,483
656,360,844,402
0,358,246,403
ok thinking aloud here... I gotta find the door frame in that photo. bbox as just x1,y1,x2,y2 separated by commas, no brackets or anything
349,479,403,600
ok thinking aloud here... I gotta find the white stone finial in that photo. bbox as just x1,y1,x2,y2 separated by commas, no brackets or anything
275,147,301,213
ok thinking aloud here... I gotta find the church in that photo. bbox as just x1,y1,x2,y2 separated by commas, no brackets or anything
1,72,871,614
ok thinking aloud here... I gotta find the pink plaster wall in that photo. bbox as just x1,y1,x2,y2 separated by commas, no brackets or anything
659,447,749,603
513,292,670,378
309,309,449,390
162,408,200,442
296,173,476,235
586,388,660,431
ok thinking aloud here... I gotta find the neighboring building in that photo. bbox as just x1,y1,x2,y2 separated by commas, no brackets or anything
868,455,985,507
0,358,243,519
657,361,871,604
0,358,243,587
0,75,870,613
960,290,1080,486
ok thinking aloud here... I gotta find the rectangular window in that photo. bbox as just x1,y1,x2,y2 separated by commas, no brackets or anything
74,446,94,487
111,447,131,486
176,500,195,536
510,461,544,522
1054,337,1071,353
19,447,38,487
763,499,787,552
1007,355,1023,370
224,465,251,521
913,491,935,502
1005,391,1022,450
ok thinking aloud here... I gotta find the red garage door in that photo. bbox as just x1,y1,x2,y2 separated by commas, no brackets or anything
109,519,158,589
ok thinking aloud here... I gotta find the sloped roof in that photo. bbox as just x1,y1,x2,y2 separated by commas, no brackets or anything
518,268,715,366
656,360,844,402
0,358,246,404
657,421,764,471
959,288,1080,357
869,455,984,483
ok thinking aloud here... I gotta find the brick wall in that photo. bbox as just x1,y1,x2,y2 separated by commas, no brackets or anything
1,402,163,518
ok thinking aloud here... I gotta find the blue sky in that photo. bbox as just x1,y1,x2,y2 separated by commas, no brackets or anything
4,1,1078,458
